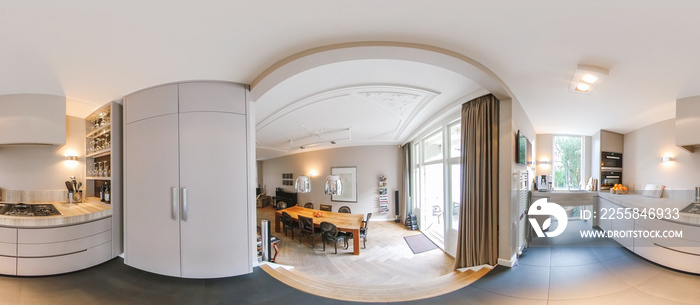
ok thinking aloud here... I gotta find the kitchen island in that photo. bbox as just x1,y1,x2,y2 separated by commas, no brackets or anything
597,192,700,274
0,200,115,276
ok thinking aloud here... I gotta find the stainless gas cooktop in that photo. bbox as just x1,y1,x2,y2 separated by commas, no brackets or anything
0,203,62,216
681,202,700,215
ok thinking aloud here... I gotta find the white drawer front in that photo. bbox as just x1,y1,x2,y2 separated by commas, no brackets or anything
636,217,700,243
635,235,700,274
17,242,112,276
0,227,17,243
18,217,111,244
18,230,111,257
0,242,16,256
0,256,16,275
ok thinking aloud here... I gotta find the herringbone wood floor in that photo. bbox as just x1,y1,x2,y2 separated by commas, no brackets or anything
257,205,455,286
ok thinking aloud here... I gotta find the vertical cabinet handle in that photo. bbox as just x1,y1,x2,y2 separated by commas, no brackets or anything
171,187,179,220
182,187,188,222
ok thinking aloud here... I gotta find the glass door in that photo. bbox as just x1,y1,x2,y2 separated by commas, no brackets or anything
421,131,445,246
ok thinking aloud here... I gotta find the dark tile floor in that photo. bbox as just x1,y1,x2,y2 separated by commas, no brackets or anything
0,219,698,304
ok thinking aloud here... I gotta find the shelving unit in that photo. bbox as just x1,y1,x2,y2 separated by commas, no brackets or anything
378,176,389,216
84,101,123,257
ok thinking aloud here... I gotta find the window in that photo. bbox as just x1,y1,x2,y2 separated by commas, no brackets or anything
411,119,462,245
553,135,583,190
423,132,443,163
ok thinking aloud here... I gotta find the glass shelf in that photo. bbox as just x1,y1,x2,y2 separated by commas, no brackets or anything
86,123,111,138
86,148,112,158
86,177,112,181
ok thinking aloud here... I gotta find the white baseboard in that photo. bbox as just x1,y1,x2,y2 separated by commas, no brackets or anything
497,253,518,267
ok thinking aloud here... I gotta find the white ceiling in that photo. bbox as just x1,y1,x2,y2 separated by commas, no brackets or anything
3,1,700,158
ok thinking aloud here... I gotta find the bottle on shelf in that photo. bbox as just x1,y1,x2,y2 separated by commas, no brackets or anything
100,183,106,202
105,182,111,203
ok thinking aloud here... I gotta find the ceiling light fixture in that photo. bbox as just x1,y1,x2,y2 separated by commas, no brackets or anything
289,128,351,150
294,175,311,193
575,83,590,92
569,64,609,95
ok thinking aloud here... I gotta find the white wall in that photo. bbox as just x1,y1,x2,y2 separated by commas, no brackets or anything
261,145,403,220
0,116,84,193
498,97,536,266
624,118,700,199
535,134,554,176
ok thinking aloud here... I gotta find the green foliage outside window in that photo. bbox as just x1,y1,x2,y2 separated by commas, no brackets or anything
553,136,582,190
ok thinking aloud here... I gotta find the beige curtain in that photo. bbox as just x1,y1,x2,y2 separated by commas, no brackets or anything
400,144,411,224
454,94,499,269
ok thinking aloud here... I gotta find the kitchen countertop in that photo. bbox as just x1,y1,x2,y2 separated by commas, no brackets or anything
531,190,598,206
598,192,700,225
0,199,112,228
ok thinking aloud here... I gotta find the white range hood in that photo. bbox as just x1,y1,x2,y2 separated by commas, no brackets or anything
676,95,700,152
0,94,66,146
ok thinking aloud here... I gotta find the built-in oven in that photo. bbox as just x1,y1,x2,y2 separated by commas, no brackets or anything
601,151,622,171
600,170,622,190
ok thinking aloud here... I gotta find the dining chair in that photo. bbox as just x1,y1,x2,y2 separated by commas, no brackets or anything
304,202,314,209
337,206,351,213
281,211,298,241
343,212,372,249
320,222,344,254
319,204,332,212
298,215,321,248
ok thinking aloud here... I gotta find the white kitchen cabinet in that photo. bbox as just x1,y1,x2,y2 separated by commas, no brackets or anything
635,218,700,274
0,217,115,276
124,84,178,124
124,114,181,277
610,202,634,250
597,197,612,232
179,82,246,114
179,112,249,277
600,130,623,153
124,81,251,279
0,227,17,275
17,242,112,276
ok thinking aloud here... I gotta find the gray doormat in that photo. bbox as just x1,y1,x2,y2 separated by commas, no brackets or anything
404,233,438,254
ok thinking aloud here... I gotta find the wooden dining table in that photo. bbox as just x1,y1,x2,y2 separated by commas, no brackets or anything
274,206,364,255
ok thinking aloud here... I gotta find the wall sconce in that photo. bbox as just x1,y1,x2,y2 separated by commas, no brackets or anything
66,155,79,161
537,160,551,165
662,156,673,162
294,175,311,193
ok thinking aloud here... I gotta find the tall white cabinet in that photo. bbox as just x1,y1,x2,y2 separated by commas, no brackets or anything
124,81,251,278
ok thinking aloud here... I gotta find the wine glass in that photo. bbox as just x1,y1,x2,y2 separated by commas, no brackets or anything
104,163,110,178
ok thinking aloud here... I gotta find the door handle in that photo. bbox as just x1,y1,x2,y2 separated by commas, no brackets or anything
182,187,188,222
171,187,179,220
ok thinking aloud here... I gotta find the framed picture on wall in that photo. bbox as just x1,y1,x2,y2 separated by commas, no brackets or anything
331,166,357,202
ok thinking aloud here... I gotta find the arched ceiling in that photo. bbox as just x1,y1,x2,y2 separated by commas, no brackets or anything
254,58,486,159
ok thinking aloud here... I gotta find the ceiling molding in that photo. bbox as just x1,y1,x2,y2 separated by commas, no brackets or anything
256,85,439,132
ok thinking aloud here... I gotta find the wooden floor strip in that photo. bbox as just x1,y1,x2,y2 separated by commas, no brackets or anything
260,263,490,303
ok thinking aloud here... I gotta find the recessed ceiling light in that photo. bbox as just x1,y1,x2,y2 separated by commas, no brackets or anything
575,83,590,92
581,74,599,84
569,64,609,94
